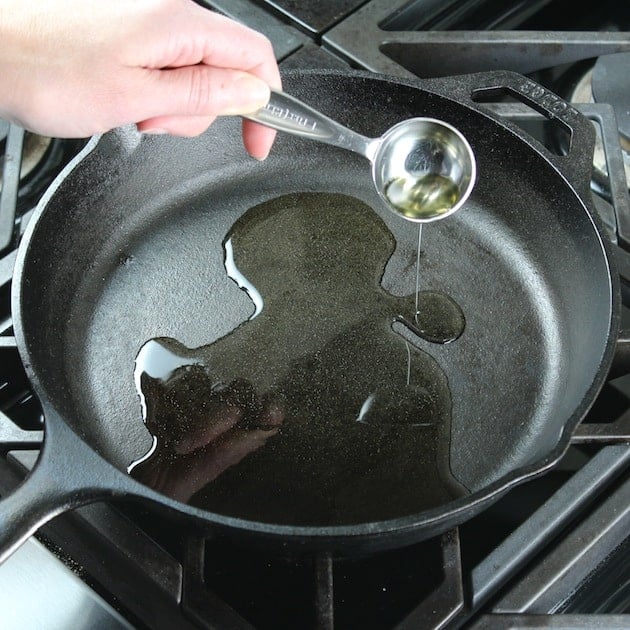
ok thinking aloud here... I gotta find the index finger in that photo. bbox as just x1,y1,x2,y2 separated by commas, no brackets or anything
137,7,281,89
180,7,282,158
188,9,282,89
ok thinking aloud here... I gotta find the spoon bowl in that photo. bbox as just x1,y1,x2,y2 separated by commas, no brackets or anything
245,90,476,222
372,117,476,222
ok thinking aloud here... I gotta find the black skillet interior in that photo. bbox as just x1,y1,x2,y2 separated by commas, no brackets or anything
15,70,615,529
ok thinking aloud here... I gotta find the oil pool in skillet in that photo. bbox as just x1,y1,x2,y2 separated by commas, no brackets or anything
409,221,465,345
411,290,465,344
128,193,470,526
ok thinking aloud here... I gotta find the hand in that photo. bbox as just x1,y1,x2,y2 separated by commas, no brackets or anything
0,0,281,158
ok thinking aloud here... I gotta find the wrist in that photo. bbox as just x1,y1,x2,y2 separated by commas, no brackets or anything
0,3,32,125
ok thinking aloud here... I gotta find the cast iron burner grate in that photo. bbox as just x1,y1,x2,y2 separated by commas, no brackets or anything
0,126,86,256
0,413,628,628
322,0,630,79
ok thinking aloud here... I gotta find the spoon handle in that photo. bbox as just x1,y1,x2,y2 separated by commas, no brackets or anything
244,89,376,159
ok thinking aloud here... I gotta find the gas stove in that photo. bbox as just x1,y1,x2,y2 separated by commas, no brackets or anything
1,1,630,628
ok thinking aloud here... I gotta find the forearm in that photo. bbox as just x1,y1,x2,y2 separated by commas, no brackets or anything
0,3,26,124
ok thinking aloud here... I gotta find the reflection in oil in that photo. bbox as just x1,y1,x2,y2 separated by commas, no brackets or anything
129,193,469,526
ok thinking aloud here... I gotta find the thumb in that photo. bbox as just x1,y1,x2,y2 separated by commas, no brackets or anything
132,65,271,122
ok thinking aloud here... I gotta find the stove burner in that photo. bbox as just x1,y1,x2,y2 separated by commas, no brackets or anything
592,52,630,150
0,122,85,252
0,128,52,191
568,54,630,189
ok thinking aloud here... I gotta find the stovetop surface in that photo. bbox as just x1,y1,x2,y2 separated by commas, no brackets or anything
1,1,630,629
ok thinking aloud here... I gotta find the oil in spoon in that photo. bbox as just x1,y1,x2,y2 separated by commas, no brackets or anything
385,173,460,221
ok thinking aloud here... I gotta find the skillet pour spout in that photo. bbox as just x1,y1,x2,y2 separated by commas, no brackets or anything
1,69,620,563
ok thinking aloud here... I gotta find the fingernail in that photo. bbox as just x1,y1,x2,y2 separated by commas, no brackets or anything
142,128,168,135
251,149,270,161
221,74,270,116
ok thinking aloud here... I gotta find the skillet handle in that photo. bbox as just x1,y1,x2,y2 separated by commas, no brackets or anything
431,70,630,249
0,407,137,564
445,70,596,196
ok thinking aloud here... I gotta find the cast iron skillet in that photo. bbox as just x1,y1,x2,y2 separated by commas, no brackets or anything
0,69,620,562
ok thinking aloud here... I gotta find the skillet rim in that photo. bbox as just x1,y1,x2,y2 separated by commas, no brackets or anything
10,68,622,542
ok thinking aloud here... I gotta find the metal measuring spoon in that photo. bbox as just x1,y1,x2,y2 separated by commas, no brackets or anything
245,89,476,223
